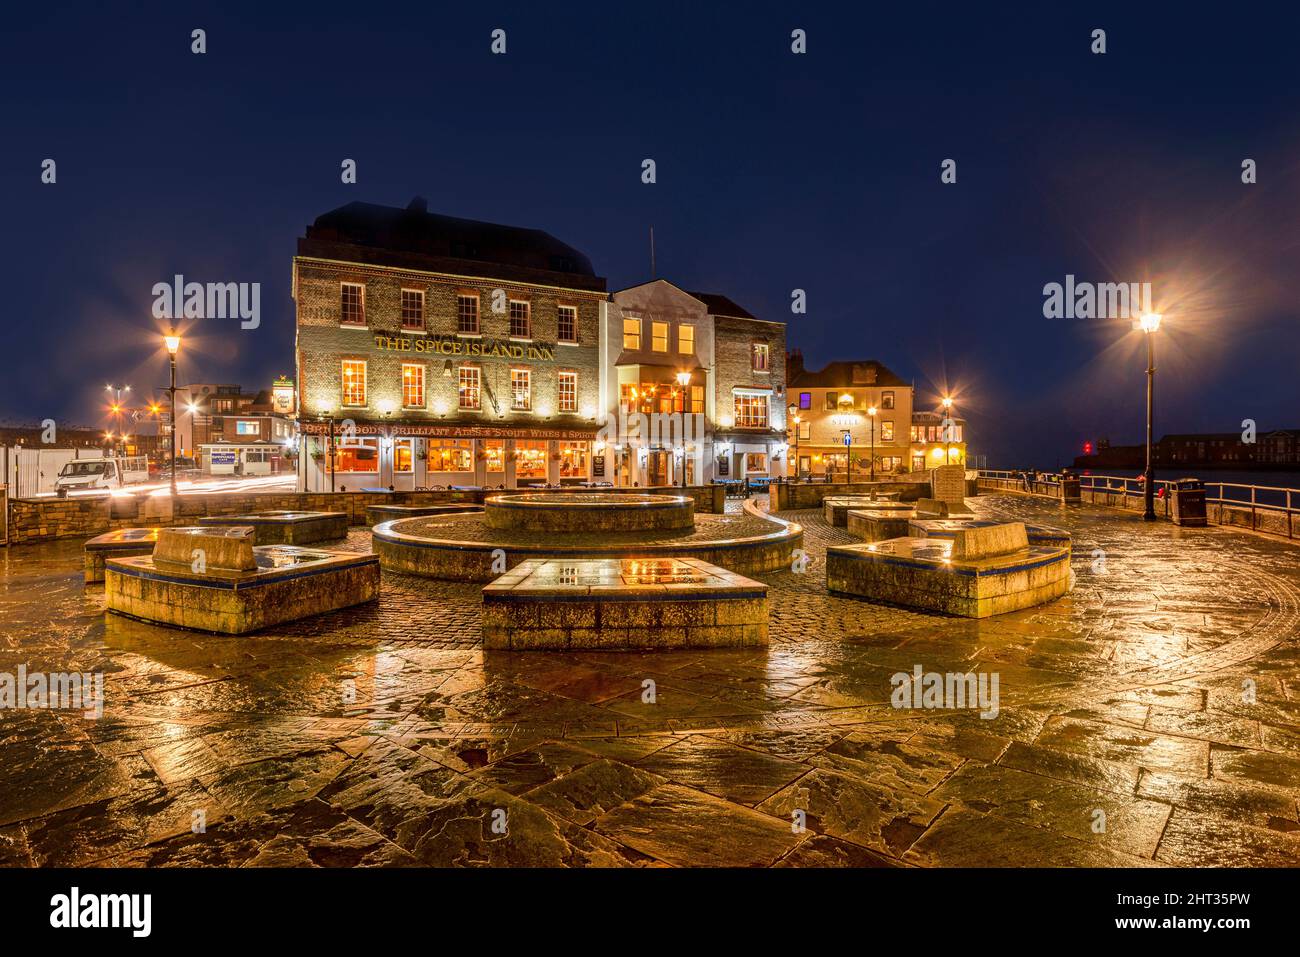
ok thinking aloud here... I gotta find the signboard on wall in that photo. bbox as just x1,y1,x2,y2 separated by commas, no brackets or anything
592,455,605,478
210,450,237,466
717,455,730,477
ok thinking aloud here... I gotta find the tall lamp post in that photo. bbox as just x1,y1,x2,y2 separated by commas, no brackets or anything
841,429,853,484
867,405,877,481
106,384,131,455
319,407,337,493
163,329,181,496
676,370,692,488
787,403,800,482
1139,313,1162,521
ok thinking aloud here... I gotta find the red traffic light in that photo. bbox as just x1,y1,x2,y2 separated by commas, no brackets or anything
1083,442,1093,455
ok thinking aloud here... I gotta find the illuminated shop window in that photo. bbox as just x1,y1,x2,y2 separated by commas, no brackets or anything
558,371,577,412
336,438,378,472
459,366,481,410
427,439,472,472
394,438,414,472
341,360,367,407
558,441,588,478
516,440,547,479
402,363,425,408
482,439,505,472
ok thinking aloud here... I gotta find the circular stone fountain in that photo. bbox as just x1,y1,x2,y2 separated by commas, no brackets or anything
484,492,694,533
372,491,801,582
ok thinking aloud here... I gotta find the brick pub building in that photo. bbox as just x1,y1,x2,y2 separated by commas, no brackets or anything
294,199,606,491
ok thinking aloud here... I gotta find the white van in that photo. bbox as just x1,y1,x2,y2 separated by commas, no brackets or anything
55,456,150,492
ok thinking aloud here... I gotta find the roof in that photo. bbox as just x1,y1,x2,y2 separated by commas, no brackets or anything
687,291,758,321
789,360,909,389
299,198,606,292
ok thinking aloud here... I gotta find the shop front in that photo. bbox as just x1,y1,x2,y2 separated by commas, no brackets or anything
300,422,598,491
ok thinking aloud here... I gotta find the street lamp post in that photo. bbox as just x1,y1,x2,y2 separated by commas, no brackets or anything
105,384,131,455
163,329,181,496
841,429,852,485
867,405,877,481
319,409,337,493
1139,313,1162,521
676,370,692,488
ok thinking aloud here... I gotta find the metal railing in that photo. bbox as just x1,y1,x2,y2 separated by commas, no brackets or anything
1069,473,1298,539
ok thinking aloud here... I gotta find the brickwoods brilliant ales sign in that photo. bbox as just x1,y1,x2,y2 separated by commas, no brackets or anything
372,334,556,361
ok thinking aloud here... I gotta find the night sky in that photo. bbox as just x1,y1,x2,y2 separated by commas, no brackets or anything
4,2,1298,466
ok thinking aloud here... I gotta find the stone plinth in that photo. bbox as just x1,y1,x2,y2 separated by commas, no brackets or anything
484,492,693,534
482,557,768,650
155,526,257,571
84,527,163,583
847,508,916,542
822,496,912,527
915,498,974,518
826,529,1070,619
105,546,380,634
365,503,483,526
909,518,1072,550
197,510,348,545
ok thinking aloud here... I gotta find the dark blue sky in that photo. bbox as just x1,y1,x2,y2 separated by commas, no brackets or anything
4,1,1298,465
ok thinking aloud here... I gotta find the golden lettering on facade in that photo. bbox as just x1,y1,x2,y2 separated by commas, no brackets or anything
372,333,558,360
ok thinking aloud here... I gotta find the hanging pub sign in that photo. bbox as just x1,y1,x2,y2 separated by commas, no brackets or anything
592,454,606,478
717,456,730,477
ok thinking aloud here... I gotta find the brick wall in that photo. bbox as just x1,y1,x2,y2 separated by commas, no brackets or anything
713,315,786,418
295,259,603,422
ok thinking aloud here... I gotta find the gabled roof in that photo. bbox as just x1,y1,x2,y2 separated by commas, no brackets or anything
687,291,758,321
789,360,909,389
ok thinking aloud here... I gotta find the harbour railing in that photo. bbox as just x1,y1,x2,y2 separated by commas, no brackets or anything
977,469,1300,539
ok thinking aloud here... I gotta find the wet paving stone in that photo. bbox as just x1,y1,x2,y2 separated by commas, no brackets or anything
3,497,1300,865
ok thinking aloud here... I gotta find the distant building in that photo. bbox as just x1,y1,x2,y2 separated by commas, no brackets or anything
1074,428,1300,470
786,353,915,478
604,280,787,485
168,381,296,473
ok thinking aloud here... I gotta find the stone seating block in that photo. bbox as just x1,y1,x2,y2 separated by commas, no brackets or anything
154,526,257,571
950,522,1028,560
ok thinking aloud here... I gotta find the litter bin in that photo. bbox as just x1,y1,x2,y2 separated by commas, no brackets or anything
1171,478,1207,527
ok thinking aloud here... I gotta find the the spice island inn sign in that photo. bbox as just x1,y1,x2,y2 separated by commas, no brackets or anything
373,333,556,362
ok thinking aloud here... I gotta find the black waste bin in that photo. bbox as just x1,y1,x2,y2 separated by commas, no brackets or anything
1171,478,1207,527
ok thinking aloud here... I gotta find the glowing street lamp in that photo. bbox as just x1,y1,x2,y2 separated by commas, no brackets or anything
1139,312,1162,520
676,371,693,487
787,403,801,481
163,329,181,497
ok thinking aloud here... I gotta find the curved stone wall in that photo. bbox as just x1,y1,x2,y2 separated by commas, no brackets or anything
483,492,694,533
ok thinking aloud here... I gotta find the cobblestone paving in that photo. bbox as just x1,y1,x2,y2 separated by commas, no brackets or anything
1,494,1299,867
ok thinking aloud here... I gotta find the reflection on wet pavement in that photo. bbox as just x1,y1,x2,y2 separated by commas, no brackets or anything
1,494,1299,867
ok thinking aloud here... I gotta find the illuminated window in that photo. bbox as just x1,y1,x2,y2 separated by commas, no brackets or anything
394,438,414,473
516,440,547,479
458,366,481,410
235,421,259,435
557,306,577,343
401,289,424,329
881,420,895,442
734,393,769,428
341,360,367,407
620,382,637,413
678,324,694,354
558,371,577,412
340,283,365,325
798,420,810,441
558,441,588,478
482,439,504,472
799,392,811,410
509,300,531,339
402,363,425,408
511,368,531,410
427,439,472,472
745,452,768,473
623,318,641,349
457,295,479,334
652,321,668,352
752,343,770,371
336,438,378,472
